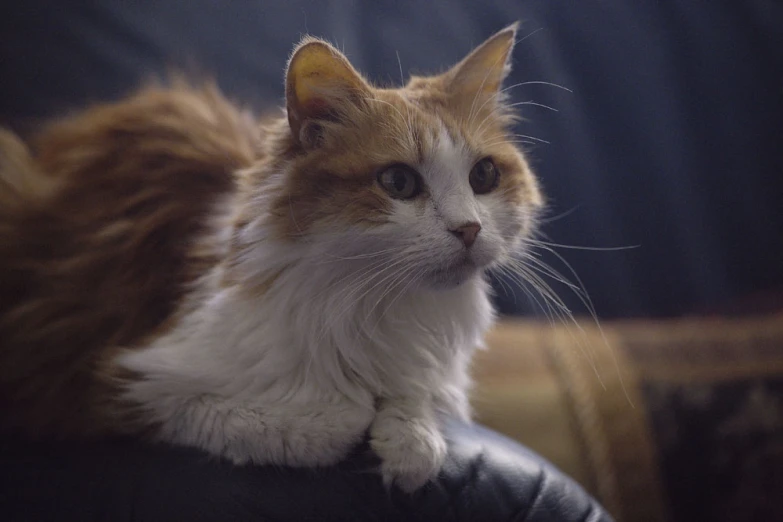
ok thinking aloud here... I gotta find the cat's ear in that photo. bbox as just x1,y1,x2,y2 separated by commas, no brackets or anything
285,38,370,148
443,23,518,110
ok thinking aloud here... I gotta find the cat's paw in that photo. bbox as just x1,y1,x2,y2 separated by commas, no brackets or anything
370,405,448,493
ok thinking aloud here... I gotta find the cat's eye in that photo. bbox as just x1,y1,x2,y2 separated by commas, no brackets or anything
377,165,422,200
469,158,500,195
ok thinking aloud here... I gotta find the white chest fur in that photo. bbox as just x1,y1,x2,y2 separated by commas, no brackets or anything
116,263,494,490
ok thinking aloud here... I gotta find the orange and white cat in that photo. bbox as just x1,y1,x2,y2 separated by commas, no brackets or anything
0,25,542,491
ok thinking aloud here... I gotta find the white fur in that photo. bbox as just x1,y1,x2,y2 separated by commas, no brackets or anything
117,122,531,491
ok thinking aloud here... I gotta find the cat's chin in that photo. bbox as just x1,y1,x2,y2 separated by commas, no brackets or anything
424,260,483,290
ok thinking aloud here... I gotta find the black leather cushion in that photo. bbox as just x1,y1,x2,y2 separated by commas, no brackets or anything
0,422,612,522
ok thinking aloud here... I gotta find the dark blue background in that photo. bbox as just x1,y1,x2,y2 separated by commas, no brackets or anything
2,0,781,319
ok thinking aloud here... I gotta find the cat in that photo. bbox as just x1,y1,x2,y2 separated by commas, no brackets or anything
0,23,543,492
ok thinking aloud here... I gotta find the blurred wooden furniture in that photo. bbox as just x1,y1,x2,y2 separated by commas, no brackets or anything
473,312,783,522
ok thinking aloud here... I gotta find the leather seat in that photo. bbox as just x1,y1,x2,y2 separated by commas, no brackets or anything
0,422,612,521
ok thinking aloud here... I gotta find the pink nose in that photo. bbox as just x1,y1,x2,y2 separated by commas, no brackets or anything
450,222,481,248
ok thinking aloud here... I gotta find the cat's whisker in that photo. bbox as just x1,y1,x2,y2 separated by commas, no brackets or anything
514,255,585,295
309,252,416,378
366,263,428,337
528,238,640,252
310,256,399,335
511,263,608,371
537,205,581,225
512,262,593,342
359,265,410,323
474,79,570,122
503,263,575,324
321,259,398,316
502,253,599,351
516,27,545,45
320,254,395,292
396,50,405,86
467,27,545,127
497,265,557,319
506,100,559,112
341,254,414,300
507,133,550,144
492,266,517,304
317,254,415,345
472,94,533,137
467,42,517,127
469,88,511,129
367,97,407,126
516,249,579,282
466,65,499,127
362,265,418,337
513,274,560,328
499,80,573,94
500,259,606,387
475,98,560,129
320,248,399,262
307,258,393,377
512,242,635,406
495,264,565,330
482,138,538,148
367,97,417,152
348,255,419,310
473,106,508,138
530,244,605,325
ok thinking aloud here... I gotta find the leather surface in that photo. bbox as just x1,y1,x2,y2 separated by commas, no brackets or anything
0,422,612,522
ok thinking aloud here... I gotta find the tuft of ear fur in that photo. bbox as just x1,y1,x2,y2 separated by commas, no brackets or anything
285,37,371,148
443,23,519,111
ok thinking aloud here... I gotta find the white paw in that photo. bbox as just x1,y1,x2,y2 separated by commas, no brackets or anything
370,408,448,492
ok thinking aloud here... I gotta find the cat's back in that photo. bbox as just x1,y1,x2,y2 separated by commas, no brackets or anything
0,83,261,435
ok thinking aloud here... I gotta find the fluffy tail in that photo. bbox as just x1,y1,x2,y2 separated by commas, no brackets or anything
0,129,57,214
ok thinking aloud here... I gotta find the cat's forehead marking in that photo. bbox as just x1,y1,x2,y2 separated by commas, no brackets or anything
421,119,473,188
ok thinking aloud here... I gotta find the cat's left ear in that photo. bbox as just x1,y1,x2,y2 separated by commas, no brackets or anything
285,37,371,148
443,23,518,111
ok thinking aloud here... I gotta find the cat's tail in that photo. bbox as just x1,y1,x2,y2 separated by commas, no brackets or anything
0,129,57,214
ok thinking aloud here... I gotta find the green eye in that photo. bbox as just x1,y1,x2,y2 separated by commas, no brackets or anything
469,157,500,194
377,164,422,199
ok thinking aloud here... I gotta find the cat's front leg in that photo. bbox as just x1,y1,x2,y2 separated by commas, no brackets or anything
369,397,448,492
160,394,375,468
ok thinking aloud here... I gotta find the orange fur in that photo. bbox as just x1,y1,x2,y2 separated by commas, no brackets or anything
0,84,260,436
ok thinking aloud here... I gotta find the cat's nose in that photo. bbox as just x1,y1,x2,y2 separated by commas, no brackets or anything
449,222,482,248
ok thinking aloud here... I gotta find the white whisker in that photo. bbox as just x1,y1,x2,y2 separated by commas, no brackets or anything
503,261,607,388
320,247,399,262
506,100,559,112
529,239,640,252
396,50,405,86
508,242,636,407
508,133,550,144
499,80,573,94
538,205,581,224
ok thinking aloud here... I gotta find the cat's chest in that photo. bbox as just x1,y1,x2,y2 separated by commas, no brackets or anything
120,277,493,400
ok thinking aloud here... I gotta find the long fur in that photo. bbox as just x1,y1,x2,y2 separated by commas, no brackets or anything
0,25,542,491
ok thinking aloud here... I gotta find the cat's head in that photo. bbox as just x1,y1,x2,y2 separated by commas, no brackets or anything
261,24,543,290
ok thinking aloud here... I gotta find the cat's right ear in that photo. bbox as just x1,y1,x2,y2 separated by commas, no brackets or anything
285,38,370,148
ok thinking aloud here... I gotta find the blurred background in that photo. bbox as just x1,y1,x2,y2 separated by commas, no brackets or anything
1,1,781,521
